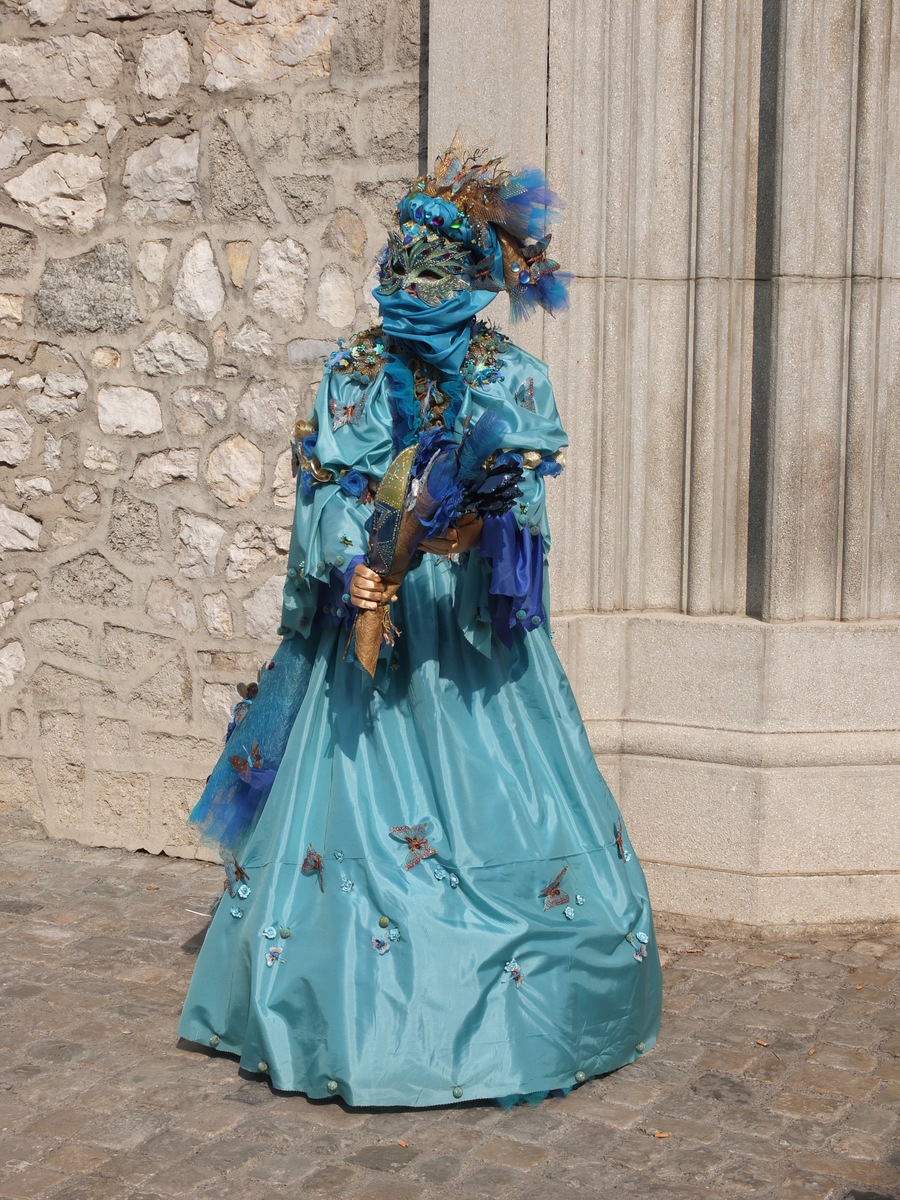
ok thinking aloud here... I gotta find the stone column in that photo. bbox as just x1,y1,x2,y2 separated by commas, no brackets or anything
429,0,900,925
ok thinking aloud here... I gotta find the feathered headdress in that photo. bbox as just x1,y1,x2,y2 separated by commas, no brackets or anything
384,134,569,321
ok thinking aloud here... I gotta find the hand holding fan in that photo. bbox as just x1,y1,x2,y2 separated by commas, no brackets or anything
346,411,523,677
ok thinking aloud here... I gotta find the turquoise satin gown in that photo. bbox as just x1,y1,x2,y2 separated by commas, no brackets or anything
178,303,663,1107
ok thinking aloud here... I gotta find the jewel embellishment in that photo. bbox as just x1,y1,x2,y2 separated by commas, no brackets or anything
266,946,284,966
390,821,437,870
502,958,524,988
540,865,569,911
372,936,390,955
626,931,649,962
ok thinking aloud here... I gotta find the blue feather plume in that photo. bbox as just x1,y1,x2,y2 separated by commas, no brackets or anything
498,167,564,241
410,410,510,539
457,410,508,484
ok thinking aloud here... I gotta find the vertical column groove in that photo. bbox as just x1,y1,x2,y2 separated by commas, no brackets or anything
681,0,704,613
746,0,784,619
836,0,864,619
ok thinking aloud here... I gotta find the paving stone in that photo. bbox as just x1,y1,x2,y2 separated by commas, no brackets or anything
460,1163,523,1196
344,1142,419,1172
689,1072,755,1104
662,993,699,1018
720,1158,779,1194
475,1136,548,1170
743,1054,793,1085
830,1128,894,1161
652,1141,731,1181
717,1106,785,1139
407,1154,463,1184
770,1091,851,1120
0,1167,67,1199
696,1046,759,1074
23,1109,92,1138
812,1044,879,1072
43,1144,111,1173
816,1023,885,1050
283,1163,357,1194
554,1094,642,1127
652,1039,705,1065
774,1171,838,1199
346,1180,424,1200
754,991,839,1019
787,1063,879,1100
597,1078,662,1108
739,947,786,967
844,1104,899,1137
790,1150,900,1192
638,1114,721,1143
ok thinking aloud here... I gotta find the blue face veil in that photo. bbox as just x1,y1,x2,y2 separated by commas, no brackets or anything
375,285,497,377
374,192,505,377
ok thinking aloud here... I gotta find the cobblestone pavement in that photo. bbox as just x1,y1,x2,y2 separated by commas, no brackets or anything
1,819,898,1200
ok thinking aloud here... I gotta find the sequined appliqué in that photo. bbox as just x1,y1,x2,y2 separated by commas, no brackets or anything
390,822,437,870
330,389,365,432
514,377,536,412
329,328,387,383
461,322,508,388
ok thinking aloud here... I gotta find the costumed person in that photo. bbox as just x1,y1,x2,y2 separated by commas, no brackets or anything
178,138,663,1106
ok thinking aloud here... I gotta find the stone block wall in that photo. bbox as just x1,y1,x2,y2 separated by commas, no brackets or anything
0,0,423,853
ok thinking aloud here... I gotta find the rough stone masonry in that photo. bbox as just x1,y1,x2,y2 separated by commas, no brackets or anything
0,0,423,854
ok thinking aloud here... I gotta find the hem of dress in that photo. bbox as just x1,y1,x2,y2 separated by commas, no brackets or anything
176,1026,660,1109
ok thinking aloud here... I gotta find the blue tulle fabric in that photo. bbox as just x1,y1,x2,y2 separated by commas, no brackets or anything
181,283,662,1107
188,633,318,859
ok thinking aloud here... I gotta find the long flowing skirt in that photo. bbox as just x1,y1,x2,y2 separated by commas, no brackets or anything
178,555,662,1106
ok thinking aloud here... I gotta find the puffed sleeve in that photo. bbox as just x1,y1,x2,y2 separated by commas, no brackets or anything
454,339,567,652
280,356,395,638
